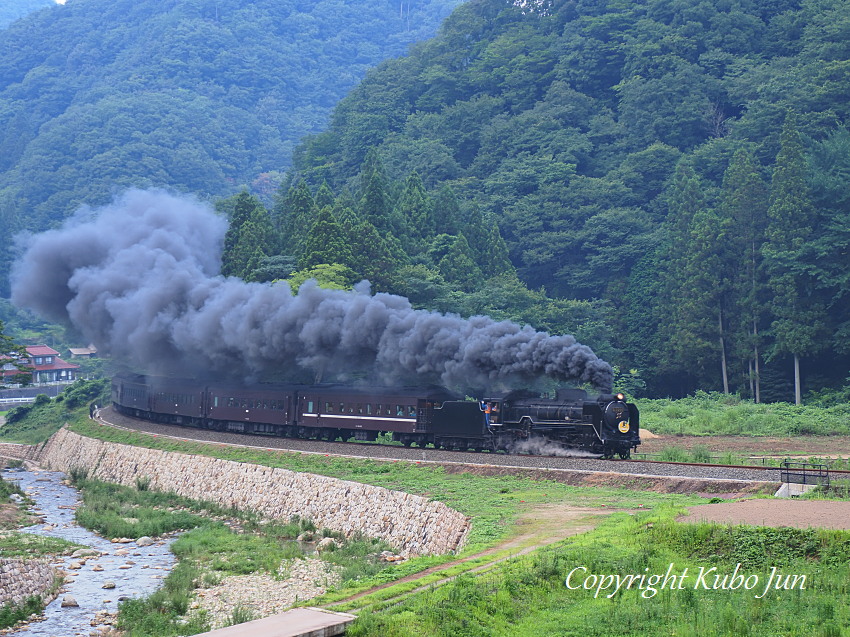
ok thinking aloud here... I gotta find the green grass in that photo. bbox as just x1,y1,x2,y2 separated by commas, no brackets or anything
347,505,850,636
73,482,212,540
0,379,109,444
64,476,402,636
69,418,710,553
0,596,48,631
0,532,82,558
0,474,26,502
638,392,850,437
15,395,784,635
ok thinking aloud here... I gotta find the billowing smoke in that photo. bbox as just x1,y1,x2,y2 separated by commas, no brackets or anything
11,189,613,392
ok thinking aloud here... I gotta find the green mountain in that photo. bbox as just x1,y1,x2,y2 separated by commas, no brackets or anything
0,0,54,29
290,0,850,398
0,0,463,294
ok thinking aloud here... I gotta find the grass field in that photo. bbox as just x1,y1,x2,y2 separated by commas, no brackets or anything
8,387,849,634
638,392,850,437
347,505,850,636
67,418,710,552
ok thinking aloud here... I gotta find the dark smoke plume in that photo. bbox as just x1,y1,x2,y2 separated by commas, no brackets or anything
11,189,613,392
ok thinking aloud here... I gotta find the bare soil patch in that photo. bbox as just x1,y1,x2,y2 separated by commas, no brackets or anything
678,499,850,530
502,503,610,549
327,504,608,609
0,502,21,528
640,434,850,457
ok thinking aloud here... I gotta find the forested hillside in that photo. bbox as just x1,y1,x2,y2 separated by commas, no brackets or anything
0,0,462,295
0,0,53,29
288,0,850,400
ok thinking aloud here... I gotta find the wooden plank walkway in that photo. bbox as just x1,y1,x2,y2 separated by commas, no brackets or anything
196,607,356,637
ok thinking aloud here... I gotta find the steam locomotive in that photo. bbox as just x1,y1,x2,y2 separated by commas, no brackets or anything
111,374,640,458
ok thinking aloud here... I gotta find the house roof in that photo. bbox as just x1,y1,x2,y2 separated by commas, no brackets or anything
20,345,80,372
33,359,80,372
26,345,60,357
69,347,97,356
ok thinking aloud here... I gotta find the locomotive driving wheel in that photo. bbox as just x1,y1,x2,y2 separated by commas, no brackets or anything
619,450,631,460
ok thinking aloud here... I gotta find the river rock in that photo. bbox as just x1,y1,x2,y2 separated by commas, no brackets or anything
316,537,337,552
61,595,79,607
72,548,101,558
136,536,154,546
102,582,116,589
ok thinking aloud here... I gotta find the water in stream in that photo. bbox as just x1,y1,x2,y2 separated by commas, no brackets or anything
2,468,177,637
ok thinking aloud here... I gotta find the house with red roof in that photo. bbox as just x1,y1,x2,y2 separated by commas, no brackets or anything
1,345,80,386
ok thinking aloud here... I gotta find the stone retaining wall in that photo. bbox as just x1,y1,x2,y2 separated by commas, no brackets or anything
34,428,470,556
0,558,58,608
0,443,33,461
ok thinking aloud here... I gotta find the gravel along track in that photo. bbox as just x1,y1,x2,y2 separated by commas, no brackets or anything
98,407,783,484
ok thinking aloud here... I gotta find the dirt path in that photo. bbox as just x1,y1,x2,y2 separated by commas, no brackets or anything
325,504,610,611
640,434,850,457
678,499,850,529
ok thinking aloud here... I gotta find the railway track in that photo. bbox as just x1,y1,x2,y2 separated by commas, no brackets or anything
95,407,797,484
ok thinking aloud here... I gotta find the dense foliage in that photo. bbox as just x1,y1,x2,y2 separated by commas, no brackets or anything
3,0,849,400
0,319,30,387
0,0,463,295
0,378,109,443
0,0,52,30
290,0,850,399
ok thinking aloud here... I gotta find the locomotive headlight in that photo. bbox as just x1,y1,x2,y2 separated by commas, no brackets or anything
616,393,625,401
618,421,630,433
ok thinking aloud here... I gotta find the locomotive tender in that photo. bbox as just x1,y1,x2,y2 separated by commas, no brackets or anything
111,374,640,458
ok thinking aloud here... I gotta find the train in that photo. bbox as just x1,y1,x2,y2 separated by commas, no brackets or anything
111,374,640,458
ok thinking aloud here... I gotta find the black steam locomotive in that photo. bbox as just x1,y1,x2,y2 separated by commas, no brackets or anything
111,374,640,458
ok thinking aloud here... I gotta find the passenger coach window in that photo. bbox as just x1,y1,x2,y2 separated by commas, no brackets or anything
213,396,219,407
307,401,315,413
396,405,404,416
325,402,333,412
340,402,345,413
408,406,416,417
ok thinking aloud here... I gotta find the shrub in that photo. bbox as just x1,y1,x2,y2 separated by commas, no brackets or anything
136,475,152,491
0,596,43,630
4,405,32,425
60,379,110,409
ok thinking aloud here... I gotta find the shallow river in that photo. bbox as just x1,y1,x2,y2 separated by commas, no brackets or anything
2,468,177,637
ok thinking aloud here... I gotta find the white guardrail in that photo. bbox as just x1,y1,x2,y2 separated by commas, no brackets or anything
0,397,38,405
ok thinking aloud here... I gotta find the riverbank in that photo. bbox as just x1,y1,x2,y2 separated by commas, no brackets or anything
1,468,179,636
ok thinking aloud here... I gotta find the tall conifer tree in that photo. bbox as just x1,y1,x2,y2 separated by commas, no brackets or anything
720,148,769,401
300,206,353,271
763,112,824,404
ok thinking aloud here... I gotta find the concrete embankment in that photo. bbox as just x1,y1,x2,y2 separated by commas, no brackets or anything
31,428,470,557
